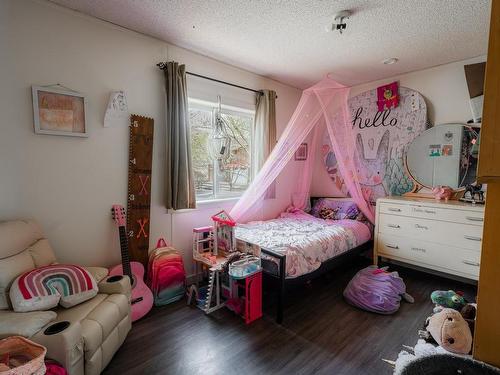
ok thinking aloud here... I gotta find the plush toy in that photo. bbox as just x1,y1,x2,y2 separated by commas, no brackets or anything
385,302,477,373
424,308,472,354
432,186,453,201
431,290,467,312
319,207,338,220
461,303,477,337
461,303,477,320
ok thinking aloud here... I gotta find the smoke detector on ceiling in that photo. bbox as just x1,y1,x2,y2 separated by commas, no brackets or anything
326,10,351,34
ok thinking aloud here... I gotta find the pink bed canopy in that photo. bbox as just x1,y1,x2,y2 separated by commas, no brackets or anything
229,76,375,224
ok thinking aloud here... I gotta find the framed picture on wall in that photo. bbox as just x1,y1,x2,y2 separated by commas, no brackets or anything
32,85,88,137
295,143,308,161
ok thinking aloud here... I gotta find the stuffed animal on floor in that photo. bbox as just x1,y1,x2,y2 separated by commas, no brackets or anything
461,303,477,337
424,308,472,354
386,302,477,374
431,290,467,312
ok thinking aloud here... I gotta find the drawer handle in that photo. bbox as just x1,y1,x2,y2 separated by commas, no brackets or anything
388,208,402,212
415,224,428,230
411,247,426,253
462,260,480,267
464,235,482,242
387,224,400,229
385,244,399,249
413,207,436,215
466,216,483,222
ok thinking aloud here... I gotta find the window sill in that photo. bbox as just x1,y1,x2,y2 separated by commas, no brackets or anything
168,197,240,214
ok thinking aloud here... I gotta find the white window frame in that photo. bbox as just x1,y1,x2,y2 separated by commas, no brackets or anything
188,98,255,203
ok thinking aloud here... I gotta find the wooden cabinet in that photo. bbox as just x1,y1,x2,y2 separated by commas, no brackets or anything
474,0,500,367
374,197,484,280
474,185,500,366
477,0,500,181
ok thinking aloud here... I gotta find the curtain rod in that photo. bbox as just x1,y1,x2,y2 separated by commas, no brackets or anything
157,62,277,98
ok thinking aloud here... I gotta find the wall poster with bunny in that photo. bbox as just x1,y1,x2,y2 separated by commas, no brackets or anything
323,86,428,204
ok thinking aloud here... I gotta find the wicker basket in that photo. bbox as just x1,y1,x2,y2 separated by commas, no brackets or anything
0,336,46,375
400,354,500,375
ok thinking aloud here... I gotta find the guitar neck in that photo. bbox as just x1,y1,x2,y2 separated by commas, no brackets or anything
118,226,133,280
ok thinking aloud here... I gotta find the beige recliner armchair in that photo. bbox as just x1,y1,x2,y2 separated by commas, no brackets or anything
0,220,132,375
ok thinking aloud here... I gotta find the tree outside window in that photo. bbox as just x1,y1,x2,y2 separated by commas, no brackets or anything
189,101,253,201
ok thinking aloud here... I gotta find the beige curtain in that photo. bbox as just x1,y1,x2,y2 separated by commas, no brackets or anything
163,61,196,209
253,90,277,198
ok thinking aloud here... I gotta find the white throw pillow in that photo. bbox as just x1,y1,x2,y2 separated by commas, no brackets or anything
10,264,98,312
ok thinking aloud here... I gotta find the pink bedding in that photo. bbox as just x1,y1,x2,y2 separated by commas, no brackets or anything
234,210,372,278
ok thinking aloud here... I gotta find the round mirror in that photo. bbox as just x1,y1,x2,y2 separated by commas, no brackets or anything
406,123,480,190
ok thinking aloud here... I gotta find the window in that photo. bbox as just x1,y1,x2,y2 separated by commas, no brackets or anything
189,99,254,201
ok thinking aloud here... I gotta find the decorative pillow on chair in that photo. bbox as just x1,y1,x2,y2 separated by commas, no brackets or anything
9,265,98,312
311,198,365,221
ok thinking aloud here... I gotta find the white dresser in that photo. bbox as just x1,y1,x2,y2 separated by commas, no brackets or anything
374,196,485,280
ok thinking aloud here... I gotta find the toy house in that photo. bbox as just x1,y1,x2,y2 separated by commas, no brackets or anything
211,210,236,257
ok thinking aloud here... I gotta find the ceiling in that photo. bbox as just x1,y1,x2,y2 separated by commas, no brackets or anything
50,0,491,89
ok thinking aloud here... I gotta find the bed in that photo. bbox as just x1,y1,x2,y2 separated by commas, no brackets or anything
234,198,373,323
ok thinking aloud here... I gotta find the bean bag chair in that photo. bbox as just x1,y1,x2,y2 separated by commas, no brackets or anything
343,265,413,314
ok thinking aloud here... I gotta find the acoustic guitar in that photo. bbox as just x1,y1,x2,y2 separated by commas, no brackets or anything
110,204,153,322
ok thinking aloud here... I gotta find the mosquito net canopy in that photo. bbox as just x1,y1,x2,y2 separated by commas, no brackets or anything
229,76,375,224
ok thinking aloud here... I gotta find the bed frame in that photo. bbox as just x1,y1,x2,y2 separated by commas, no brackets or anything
260,240,373,324
236,197,373,323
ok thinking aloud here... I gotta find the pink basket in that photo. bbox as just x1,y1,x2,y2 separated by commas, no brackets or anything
0,336,46,375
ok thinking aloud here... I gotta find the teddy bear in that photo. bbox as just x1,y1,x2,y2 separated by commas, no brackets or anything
423,308,472,355
386,304,477,373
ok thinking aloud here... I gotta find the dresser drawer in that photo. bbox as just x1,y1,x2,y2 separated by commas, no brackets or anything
407,204,484,226
378,202,409,216
377,234,480,280
378,214,483,251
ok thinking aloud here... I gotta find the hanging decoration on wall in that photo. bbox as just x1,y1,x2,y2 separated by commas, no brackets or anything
104,91,129,128
32,84,88,137
126,114,154,270
208,95,231,165
323,86,428,204
294,143,308,161
377,81,400,111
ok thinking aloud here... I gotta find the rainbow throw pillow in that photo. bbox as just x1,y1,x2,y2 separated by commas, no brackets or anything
10,265,98,312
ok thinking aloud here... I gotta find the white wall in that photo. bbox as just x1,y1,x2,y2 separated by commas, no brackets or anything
311,56,487,197
0,0,302,273
1,0,484,273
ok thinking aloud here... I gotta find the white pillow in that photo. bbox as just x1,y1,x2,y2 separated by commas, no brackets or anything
0,310,56,338
9,264,98,312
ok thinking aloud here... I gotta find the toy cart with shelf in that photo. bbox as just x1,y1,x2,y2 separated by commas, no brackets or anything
227,258,263,324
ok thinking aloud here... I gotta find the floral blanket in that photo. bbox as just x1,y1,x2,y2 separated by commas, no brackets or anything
235,211,372,278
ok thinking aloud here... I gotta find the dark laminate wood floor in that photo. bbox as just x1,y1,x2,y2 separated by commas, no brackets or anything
103,258,476,375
